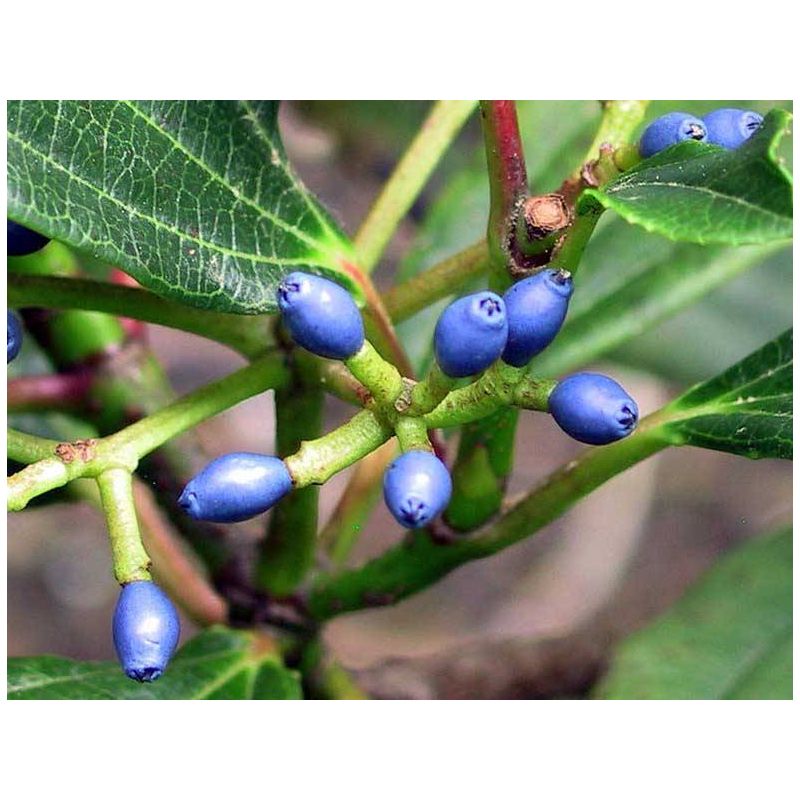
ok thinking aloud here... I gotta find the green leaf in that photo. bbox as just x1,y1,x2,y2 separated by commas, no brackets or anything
7,626,302,700
7,100,360,314
585,108,793,245
658,329,792,459
535,214,790,380
596,528,792,700
535,229,792,384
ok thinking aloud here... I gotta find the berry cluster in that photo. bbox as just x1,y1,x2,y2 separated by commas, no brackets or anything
639,107,763,158
180,268,638,534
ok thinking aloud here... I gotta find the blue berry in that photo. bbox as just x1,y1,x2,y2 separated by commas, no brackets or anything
276,272,364,360
8,219,49,256
7,310,23,363
383,450,452,529
433,291,508,378
112,581,180,682
702,108,763,150
549,373,639,445
639,112,707,158
179,452,293,523
502,269,573,367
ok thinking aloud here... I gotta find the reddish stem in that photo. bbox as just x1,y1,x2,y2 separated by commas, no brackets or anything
8,372,93,413
481,100,529,217
480,101,529,284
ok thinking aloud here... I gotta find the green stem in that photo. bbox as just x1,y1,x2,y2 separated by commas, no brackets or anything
578,100,649,174
8,273,271,358
285,410,394,487
307,415,673,620
257,361,325,596
96,468,152,584
113,354,288,460
354,100,477,272
394,416,432,453
345,341,405,407
7,429,63,462
7,353,288,510
513,377,556,410
424,362,525,428
548,197,604,274
409,362,455,415
382,241,489,323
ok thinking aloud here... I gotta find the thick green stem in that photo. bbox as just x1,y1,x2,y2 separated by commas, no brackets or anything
8,273,271,358
424,362,525,428
354,100,477,273
382,241,489,323
96,467,152,584
257,361,325,596
345,341,404,407
548,197,605,274
307,416,673,620
394,416,432,453
409,362,455,415
285,410,394,487
113,355,288,460
7,354,288,510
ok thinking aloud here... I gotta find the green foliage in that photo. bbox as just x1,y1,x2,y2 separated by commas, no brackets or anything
661,329,792,459
585,109,793,245
7,627,302,700
597,529,792,700
7,100,359,314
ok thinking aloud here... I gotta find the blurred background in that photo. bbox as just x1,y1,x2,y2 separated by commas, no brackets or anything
7,101,792,698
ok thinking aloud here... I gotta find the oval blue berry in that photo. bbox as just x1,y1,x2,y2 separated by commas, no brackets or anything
702,108,763,150
383,450,453,529
179,453,293,523
276,272,364,360
8,220,50,257
8,310,23,363
433,291,508,378
549,372,639,445
502,268,573,367
112,581,180,682
639,112,707,158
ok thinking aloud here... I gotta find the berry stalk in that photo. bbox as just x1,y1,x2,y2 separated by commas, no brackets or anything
354,100,477,273
97,467,152,584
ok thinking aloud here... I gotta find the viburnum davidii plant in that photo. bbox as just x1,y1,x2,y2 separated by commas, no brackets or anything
6,101,792,700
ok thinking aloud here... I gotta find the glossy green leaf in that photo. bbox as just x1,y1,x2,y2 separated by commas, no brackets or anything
597,528,792,700
534,214,791,380
7,627,302,700
7,101,360,314
658,329,792,459
585,108,793,245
